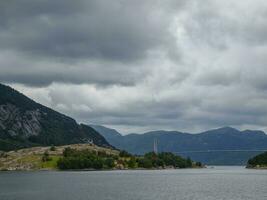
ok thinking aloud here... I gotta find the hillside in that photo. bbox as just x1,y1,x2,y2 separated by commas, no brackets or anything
0,144,118,171
0,83,111,151
92,125,267,165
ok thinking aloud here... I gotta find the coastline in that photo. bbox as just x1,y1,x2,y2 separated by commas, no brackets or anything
0,144,204,171
0,165,204,172
246,166,267,170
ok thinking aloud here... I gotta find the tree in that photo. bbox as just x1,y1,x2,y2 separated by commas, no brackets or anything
186,157,192,167
119,150,132,157
42,151,51,162
50,145,56,151
138,158,153,168
63,147,74,157
127,157,137,168
247,152,267,167
93,158,104,169
105,158,115,168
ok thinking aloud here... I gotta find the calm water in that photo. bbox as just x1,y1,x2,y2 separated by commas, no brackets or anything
0,166,266,200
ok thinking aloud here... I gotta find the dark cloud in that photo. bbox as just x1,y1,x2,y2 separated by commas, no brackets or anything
0,0,180,61
0,53,148,86
2,0,267,133
0,0,184,86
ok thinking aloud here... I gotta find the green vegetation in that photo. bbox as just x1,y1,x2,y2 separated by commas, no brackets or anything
57,148,202,170
247,151,267,168
41,156,60,169
15,154,42,169
137,152,194,169
57,147,115,170
0,144,203,171
42,151,51,162
119,150,132,157
0,144,118,170
50,145,56,151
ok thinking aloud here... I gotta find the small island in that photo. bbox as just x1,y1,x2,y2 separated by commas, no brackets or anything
0,144,202,171
246,151,267,169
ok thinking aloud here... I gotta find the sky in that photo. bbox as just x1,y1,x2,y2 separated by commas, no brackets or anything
1,0,267,134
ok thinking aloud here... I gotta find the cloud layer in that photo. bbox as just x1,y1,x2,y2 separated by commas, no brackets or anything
1,0,267,133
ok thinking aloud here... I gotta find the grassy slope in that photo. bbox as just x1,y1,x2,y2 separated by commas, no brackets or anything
0,144,118,171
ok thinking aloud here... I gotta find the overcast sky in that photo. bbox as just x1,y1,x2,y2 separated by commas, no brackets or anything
1,0,267,134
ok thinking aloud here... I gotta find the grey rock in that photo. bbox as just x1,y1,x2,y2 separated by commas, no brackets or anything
0,104,41,138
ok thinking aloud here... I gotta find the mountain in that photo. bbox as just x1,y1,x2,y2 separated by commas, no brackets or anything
90,125,122,145
92,126,267,165
0,83,111,151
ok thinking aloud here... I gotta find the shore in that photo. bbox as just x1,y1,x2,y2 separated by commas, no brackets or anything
0,167,204,172
246,165,267,169
0,144,203,171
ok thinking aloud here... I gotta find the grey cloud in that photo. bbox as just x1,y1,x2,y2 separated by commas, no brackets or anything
0,0,181,61
182,0,267,49
0,0,185,87
4,0,267,133
0,51,151,86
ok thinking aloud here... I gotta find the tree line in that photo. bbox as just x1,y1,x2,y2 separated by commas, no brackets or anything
247,151,267,167
55,148,202,170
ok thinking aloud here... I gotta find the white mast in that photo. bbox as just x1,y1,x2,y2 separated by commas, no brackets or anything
153,138,158,154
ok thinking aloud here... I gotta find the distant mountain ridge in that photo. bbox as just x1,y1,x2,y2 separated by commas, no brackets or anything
91,125,267,165
0,83,111,151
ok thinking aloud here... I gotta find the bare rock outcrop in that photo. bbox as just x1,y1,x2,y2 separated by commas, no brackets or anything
0,104,41,138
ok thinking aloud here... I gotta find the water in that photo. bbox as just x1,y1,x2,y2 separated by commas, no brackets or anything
0,166,266,200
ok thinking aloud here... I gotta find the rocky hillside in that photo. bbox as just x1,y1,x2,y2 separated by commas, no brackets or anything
0,83,112,151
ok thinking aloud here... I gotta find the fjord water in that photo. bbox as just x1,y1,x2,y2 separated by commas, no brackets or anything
0,167,266,200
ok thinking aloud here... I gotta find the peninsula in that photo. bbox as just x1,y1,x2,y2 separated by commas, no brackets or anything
0,144,202,171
